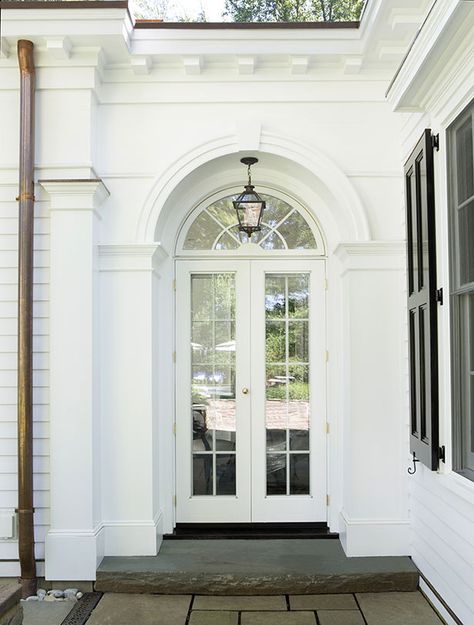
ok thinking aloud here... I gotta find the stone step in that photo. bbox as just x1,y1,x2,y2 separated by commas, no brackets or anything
95,539,419,596
0,581,22,624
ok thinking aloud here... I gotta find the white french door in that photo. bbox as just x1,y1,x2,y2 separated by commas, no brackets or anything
175,259,326,523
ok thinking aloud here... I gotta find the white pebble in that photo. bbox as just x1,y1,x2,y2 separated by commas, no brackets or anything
76,592,83,599
25,596,38,601
64,589,79,600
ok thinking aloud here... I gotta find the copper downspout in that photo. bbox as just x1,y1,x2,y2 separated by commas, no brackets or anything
17,40,37,598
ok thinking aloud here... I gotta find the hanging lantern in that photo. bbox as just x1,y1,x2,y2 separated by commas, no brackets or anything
233,157,266,237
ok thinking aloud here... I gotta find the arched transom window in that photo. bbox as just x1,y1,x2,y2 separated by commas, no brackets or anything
177,192,324,254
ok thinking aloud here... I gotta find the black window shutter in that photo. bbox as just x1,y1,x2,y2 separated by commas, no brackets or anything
405,129,439,470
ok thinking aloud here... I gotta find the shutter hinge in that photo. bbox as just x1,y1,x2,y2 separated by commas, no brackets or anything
436,288,443,305
173,495,177,507
325,350,329,363
431,133,440,151
172,422,176,436
325,422,330,434
326,495,330,506
438,445,446,463
324,278,328,291
173,351,176,363
173,279,176,291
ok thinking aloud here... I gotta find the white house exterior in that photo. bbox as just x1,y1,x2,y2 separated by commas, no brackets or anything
0,0,473,623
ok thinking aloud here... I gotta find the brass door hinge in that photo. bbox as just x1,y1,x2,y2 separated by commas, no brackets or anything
325,350,329,362
172,279,176,291
325,422,330,434
173,495,177,507
172,422,176,435
326,495,330,506
324,278,328,290
173,351,176,363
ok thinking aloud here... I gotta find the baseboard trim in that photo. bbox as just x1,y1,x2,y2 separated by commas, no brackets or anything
340,511,410,556
45,525,104,581
103,512,163,556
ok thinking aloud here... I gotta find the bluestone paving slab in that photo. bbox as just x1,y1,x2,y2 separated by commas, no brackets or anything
22,601,73,625
193,595,286,610
356,592,443,625
96,539,418,594
318,610,365,625
189,611,239,625
240,612,316,625
290,594,357,610
86,593,191,625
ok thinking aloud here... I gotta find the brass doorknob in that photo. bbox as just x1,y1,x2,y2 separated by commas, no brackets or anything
242,387,249,395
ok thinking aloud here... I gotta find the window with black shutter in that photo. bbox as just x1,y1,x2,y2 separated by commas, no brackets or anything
449,101,474,481
405,129,440,470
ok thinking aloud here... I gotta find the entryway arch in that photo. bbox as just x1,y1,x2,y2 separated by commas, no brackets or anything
145,144,368,534
138,134,370,248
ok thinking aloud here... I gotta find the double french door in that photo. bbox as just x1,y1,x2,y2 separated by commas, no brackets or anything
175,259,326,523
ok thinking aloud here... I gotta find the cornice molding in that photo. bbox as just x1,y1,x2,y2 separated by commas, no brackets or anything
387,0,473,110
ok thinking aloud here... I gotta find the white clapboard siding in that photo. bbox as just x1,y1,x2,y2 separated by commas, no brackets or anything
0,193,50,572
410,471,474,624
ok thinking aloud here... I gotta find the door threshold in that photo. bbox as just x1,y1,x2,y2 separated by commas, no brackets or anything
164,523,338,540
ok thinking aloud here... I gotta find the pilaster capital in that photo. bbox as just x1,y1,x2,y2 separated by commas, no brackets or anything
39,178,109,214
334,240,406,274
98,243,168,273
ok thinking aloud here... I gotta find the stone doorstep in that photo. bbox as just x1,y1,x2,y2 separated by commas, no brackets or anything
0,604,22,625
95,571,419,595
0,583,22,620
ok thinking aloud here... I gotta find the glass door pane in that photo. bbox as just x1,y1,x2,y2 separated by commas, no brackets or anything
265,274,310,496
191,274,237,496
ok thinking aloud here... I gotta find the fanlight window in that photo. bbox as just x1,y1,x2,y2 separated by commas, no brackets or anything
182,194,318,251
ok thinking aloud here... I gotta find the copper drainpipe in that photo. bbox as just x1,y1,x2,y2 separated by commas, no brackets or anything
17,40,37,598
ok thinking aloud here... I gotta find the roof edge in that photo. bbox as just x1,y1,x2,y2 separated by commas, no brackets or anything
0,1,129,8
134,20,360,30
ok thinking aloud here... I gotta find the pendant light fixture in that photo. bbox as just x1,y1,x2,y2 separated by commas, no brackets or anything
233,157,265,237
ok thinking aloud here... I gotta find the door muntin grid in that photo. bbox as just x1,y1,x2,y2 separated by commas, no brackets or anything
265,273,310,496
191,273,237,496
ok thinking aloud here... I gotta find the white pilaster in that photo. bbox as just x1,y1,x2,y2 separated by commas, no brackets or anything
98,244,166,556
40,179,109,580
334,242,410,556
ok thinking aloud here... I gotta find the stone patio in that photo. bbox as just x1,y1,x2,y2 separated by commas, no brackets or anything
79,591,444,625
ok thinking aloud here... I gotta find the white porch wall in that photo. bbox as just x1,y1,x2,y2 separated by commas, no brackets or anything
99,244,163,555
388,1,474,621
336,247,409,555
0,1,432,579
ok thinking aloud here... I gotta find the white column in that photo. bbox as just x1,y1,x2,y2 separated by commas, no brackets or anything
40,179,109,580
98,244,166,556
334,242,410,556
